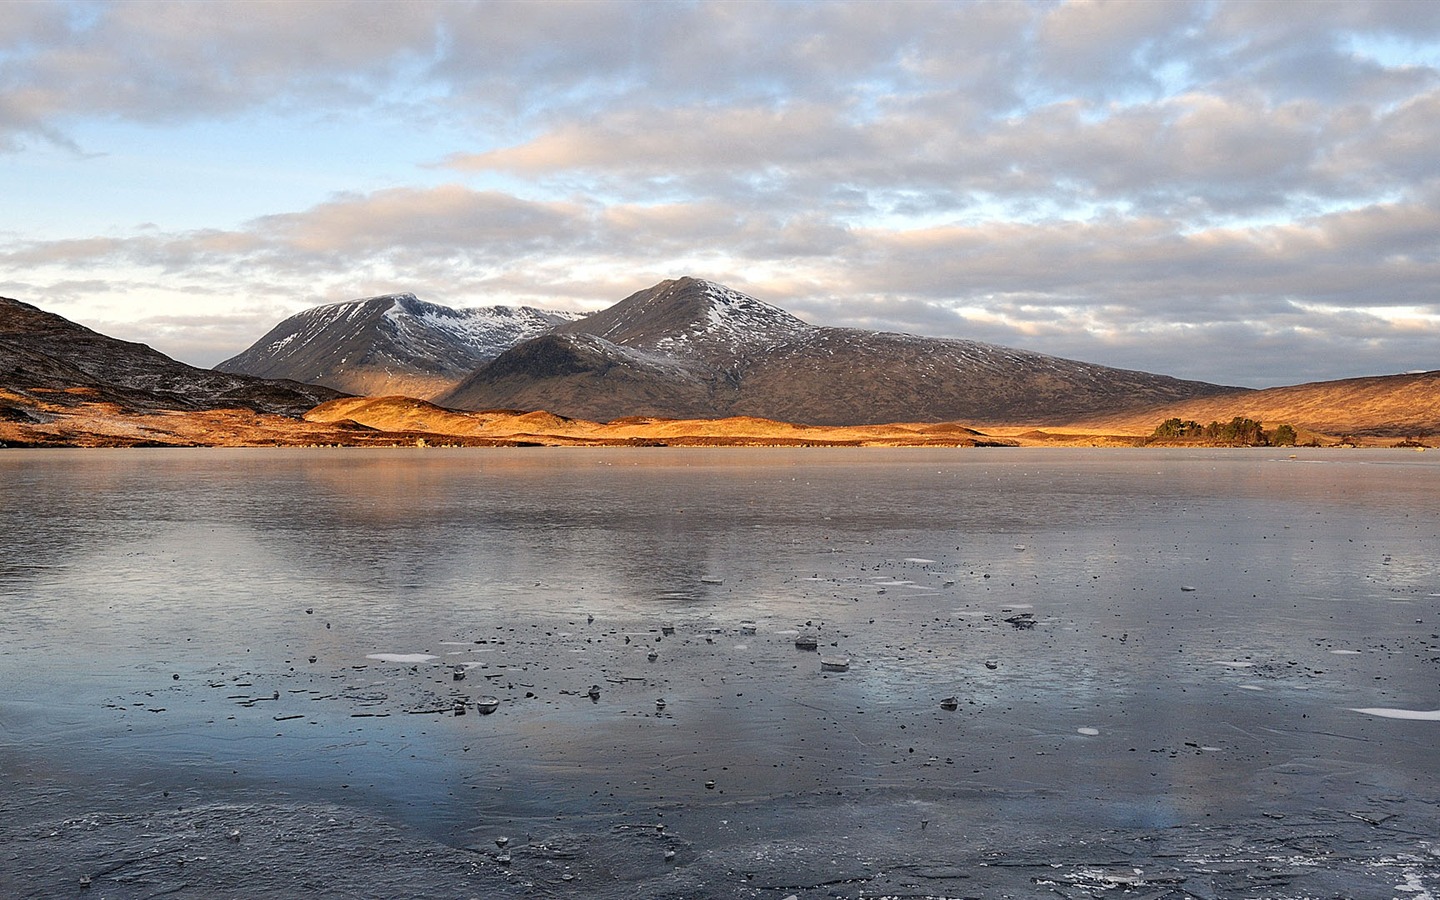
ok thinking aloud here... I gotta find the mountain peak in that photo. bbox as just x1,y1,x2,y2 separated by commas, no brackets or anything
216,293,582,399
322,291,417,305
307,292,418,317
557,276,810,355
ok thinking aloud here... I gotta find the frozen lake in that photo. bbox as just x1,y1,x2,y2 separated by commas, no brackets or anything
2,447,1438,898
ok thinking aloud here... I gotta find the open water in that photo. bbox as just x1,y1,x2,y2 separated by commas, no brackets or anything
1,447,1438,898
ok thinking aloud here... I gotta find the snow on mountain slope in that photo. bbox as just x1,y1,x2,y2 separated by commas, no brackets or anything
216,294,582,399
554,277,810,359
381,296,583,362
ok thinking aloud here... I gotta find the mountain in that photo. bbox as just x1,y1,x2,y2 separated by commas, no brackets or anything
0,295,340,419
438,277,1243,425
216,293,583,399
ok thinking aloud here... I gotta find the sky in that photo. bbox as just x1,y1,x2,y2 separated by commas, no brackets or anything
2,0,1438,387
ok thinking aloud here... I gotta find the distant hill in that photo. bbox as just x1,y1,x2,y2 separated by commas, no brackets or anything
1070,370,1440,438
438,277,1242,425
0,295,339,419
216,293,583,399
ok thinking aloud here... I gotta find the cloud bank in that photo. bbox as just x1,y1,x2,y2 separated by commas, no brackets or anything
2,0,1437,385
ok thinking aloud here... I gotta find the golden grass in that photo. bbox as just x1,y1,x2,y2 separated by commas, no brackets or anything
302,397,1011,447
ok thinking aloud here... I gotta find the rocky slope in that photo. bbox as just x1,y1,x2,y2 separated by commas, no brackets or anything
1,295,339,420
439,277,1243,425
216,294,582,399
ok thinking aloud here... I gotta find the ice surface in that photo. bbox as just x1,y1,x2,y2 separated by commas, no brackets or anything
5,447,1440,899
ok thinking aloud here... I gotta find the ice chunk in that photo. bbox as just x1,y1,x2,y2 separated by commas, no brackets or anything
1350,707,1440,721
365,653,437,664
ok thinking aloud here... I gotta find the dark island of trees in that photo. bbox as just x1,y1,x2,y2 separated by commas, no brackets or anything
1148,417,1298,447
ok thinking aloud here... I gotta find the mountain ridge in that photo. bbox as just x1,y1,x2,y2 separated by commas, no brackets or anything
439,276,1244,425
6,286,1436,447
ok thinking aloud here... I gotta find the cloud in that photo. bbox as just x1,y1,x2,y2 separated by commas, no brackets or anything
1033,0,1207,94
0,1,468,152
3,1,1033,148
5,173,1435,383
447,82,1439,223
3,1,1439,386
445,103,871,182
245,186,583,264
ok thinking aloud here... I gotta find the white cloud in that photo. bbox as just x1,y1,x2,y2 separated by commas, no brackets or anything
2,0,1438,386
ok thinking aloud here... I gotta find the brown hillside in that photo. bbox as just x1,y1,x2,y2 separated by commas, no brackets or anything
1066,370,1440,438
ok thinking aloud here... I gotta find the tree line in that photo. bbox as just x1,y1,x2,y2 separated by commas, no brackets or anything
1149,417,1298,446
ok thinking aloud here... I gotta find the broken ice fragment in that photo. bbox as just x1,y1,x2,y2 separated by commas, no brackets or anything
1350,707,1440,720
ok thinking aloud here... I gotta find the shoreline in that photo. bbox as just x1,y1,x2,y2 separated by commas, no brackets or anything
2,395,1428,450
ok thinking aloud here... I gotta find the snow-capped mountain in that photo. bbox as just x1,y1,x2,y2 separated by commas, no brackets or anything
438,276,1244,424
216,294,583,399
553,277,810,358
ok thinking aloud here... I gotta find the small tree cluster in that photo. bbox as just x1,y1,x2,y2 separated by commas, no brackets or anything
1151,418,1205,439
1211,416,1265,444
1150,416,1298,446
